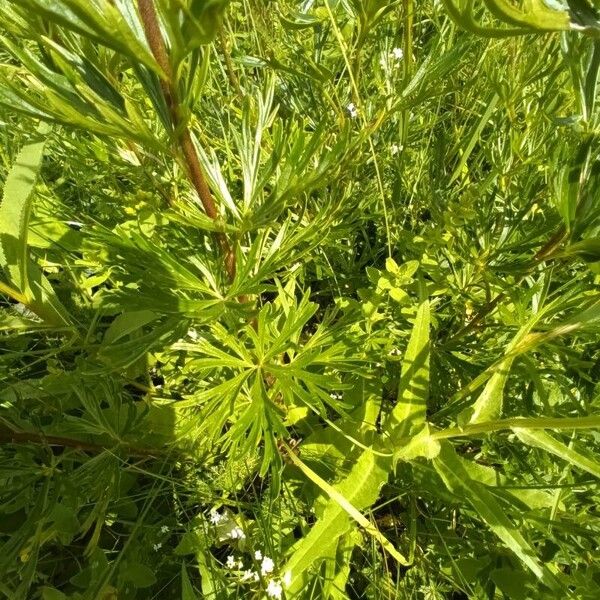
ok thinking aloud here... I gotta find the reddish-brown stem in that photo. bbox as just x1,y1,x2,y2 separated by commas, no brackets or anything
137,0,172,81
137,0,236,281
444,228,567,348
0,428,165,458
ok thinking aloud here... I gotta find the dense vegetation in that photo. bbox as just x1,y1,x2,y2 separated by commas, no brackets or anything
1,1,600,598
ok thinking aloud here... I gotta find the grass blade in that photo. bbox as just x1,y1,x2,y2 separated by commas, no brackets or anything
514,428,600,479
433,442,562,591
283,445,407,596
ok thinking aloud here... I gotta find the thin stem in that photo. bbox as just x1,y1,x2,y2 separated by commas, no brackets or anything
137,0,236,281
0,428,168,458
443,232,565,349
218,26,242,98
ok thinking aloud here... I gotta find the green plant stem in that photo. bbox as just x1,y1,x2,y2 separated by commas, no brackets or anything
137,0,236,281
0,279,28,304
218,26,242,98
444,232,566,348
432,415,600,440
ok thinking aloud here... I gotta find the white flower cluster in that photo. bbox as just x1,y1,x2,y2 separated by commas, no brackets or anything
209,508,223,525
222,549,291,598
209,509,246,540
207,508,291,597
152,524,171,551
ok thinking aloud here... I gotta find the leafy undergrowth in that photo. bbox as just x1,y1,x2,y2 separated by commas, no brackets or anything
1,1,600,599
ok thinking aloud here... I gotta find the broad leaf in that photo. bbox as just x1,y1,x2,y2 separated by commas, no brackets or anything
283,448,405,596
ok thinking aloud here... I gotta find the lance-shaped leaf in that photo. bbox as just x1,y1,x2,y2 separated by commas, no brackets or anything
0,129,71,326
442,0,573,36
466,319,535,423
385,299,430,442
433,442,562,592
282,447,405,597
514,428,600,479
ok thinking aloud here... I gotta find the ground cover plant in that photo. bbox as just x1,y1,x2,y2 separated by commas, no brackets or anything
1,0,600,598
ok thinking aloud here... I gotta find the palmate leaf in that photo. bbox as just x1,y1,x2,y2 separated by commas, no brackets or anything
0,128,71,326
0,30,162,149
6,0,162,76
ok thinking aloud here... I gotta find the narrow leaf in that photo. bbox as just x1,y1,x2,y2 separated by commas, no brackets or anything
514,428,600,479
0,128,71,326
283,446,407,595
181,563,198,600
385,299,430,441
0,130,48,291
433,442,561,591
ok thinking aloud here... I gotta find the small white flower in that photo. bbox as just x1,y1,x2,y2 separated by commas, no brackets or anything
266,579,283,599
347,103,358,118
229,526,246,540
153,543,162,551
187,328,199,340
229,525,246,540
209,509,223,525
241,569,256,582
160,525,169,533
237,560,244,570
283,570,292,587
391,47,404,61
261,556,275,575
226,555,235,569
254,550,263,560
391,143,402,156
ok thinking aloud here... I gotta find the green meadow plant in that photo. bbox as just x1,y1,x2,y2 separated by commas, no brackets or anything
0,0,600,598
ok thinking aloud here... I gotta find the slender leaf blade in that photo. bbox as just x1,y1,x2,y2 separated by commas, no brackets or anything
385,299,430,441
433,442,562,591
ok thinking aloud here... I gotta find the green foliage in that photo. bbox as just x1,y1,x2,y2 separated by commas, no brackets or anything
1,1,600,599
